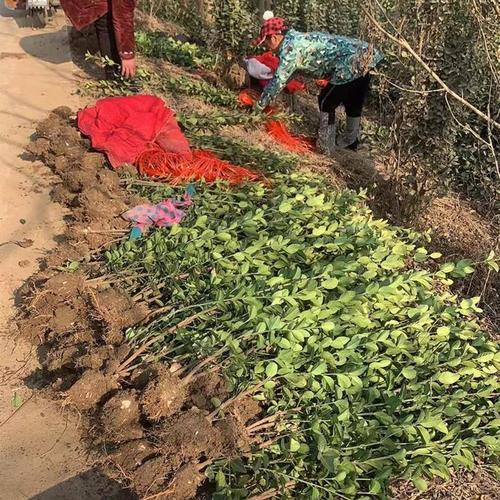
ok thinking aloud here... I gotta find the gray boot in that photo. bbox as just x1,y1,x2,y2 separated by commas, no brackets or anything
316,112,336,155
337,116,361,149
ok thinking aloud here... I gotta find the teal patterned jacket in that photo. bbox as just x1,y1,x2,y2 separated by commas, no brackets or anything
257,29,383,108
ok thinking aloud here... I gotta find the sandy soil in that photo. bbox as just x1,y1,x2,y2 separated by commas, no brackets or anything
0,5,130,499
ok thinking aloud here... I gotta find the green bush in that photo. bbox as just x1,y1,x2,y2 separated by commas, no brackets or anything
109,173,499,498
139,0,499,206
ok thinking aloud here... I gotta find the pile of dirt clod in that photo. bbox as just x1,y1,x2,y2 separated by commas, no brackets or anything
17,108,264,499
26,106,144,268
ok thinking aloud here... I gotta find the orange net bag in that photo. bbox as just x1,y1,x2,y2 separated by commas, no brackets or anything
137,145,266,185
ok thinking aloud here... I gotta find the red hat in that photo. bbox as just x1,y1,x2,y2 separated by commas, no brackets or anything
253,11,287,46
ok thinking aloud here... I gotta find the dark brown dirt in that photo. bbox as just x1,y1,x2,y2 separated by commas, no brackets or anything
141,367,187,422
65,369,118,411
45,344,85,371
76,345,121,371
17,270,147,348
26,108,147,268
230,395,262,426
93,288,149,346
215,415,251,455
223,61,247,90
132,456,171,495
110,439,159,472
135,10,186,37
17,271,91,344
416,195,500,327
417,195,497,260
161,408,217,462
101,390,144,443
166,463,206,500
160,406,251,464
189,372,229,411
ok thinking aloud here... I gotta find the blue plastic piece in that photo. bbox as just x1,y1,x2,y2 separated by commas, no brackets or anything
129,226,143,240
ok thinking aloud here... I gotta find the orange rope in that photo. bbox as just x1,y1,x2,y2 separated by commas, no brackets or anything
238,90,315,153
238,89,261,107
315,79,330,88
265,120,314,153
137,145,266,185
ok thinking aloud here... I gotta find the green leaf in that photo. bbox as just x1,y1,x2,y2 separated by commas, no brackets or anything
337,373,351,388
68,260,79,271
279,201,292,213
217,232,231,241
11,392,22,409
412,448,432,457
486,259,499,272
370,359,391,370
215,470,227,487
311,363,328,376
289,438,301,452
412,477,428,492
438,371,460,385
265,362,278,378
210,397,222,408
440,262,455,274
285,244,302,254
402,367,417,380
436,326,450,340
278,338,292,349
369,480,382,494
322,278,339,290
331,336,349,349
321,321,335,332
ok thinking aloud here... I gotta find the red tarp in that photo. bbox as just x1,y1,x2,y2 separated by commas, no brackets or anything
77,95,191,168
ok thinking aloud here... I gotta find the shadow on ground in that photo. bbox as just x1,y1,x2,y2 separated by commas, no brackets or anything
30,468,138,500
19,26,72,64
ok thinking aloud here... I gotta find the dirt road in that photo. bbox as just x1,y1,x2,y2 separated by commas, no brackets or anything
0,5,128,499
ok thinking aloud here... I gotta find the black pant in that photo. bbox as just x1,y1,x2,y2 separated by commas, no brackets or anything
94,12,120,67
318,74,371,123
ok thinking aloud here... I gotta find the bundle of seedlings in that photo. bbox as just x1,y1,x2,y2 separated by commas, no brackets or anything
88,174,499,498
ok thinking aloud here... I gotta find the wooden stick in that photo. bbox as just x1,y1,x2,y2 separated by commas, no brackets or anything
249,481,296,500
116,311,209,375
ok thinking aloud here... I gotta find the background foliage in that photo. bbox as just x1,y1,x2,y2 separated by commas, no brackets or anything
139,0,499,214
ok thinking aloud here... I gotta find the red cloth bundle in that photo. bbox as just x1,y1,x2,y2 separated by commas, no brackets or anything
78,95,191,168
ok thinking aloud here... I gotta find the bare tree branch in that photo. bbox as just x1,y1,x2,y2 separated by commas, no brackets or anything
363,4,500,131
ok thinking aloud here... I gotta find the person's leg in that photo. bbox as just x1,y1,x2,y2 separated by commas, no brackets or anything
94,12,120,78
317,83,343,155
338,74,371,150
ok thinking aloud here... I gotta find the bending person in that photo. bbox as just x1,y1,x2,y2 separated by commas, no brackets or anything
253,11,383,152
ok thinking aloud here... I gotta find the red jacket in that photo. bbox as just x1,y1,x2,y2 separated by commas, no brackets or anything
60,0,136,60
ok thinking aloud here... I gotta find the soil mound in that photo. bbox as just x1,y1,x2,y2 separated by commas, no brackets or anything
14,108,276,498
